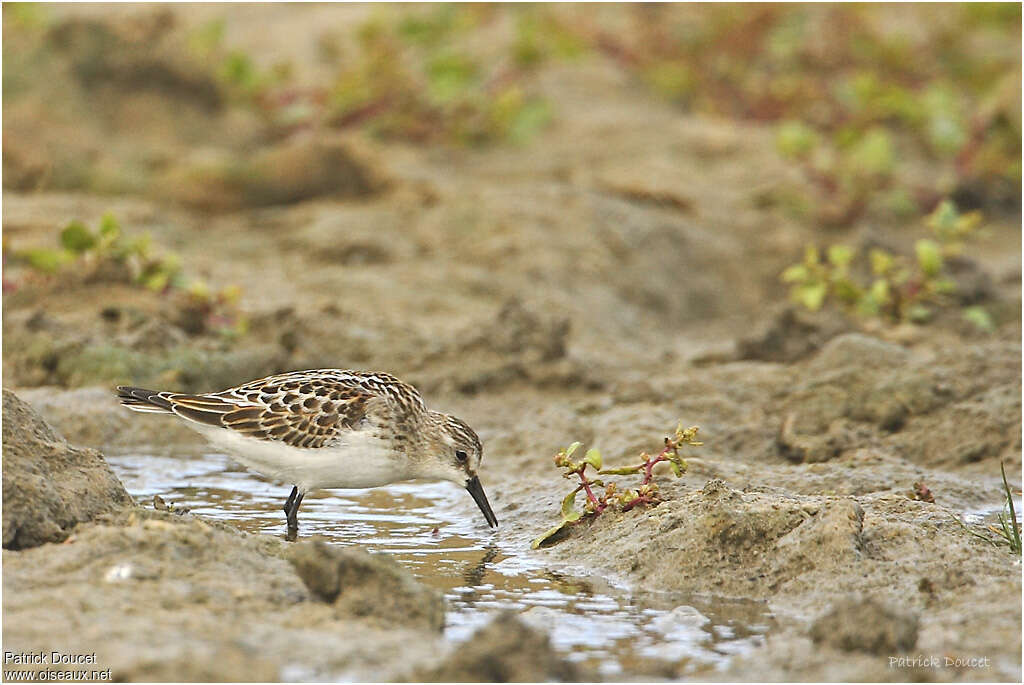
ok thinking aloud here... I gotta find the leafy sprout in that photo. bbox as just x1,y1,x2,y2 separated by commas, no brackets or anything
13,213,183,291
323,4,557,146
9,214,247,338
952,462,1021,556
594,4,1019,225
781,199,991,327
532,423,701,549
995,461,1022,555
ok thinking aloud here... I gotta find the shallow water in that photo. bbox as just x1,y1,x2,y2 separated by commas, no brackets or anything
107,449,774,679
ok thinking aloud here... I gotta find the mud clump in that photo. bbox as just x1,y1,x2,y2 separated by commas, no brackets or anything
4,510,445,680
2,389,133,549
737,306,850,363
288,538,445,630
776,332,1022,466
772,499,865,587
48,11,222,111
482,299,570,364
650,482,812,594
159,135,387,212
415,611,581,683
424,299,588,395
15,387,203,450
810,597,919,654
6,9,386,211
3,302,294,392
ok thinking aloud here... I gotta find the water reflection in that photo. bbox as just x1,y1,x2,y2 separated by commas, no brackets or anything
107,449,774,678
461,544,500,589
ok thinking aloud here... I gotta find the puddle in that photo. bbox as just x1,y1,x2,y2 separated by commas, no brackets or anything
960,502,1022,527
107,449,774,679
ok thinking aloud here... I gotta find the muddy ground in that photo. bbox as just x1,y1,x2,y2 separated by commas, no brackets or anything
3,4,1022,683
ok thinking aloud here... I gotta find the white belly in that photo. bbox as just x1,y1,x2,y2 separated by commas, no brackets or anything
189,424,403,491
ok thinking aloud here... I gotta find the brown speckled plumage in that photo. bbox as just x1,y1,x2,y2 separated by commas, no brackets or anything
118,369,426,450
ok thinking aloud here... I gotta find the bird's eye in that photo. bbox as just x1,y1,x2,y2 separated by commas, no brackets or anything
455,450,468,463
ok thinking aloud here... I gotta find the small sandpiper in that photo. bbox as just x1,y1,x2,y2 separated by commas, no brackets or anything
117,369,498,539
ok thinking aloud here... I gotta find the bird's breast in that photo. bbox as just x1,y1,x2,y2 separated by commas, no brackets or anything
190,424,409,490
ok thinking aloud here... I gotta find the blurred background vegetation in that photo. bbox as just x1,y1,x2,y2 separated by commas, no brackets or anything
2,2,1021,390
5,3,1020,214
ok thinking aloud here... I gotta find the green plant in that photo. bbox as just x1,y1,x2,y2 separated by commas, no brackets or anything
995,461,1022,555
511,8,586,69
189,18,286,100
532,423,701,549
178,280,248,340
325,5,556,146
572,5,1018,225
15,213,184,290
781,199,990,325
953,462,1021,556
10,214,247,338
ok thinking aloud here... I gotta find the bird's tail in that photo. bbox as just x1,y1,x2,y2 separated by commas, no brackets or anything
116,386,174,414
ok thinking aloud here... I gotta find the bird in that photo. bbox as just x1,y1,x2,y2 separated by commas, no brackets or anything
116,369,498,539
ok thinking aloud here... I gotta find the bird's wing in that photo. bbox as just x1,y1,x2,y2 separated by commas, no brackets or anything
156,370,419,449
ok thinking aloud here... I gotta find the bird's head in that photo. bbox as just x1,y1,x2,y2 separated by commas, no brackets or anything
418,412,497,528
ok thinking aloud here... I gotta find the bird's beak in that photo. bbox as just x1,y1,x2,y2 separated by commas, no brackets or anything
465,475,498,528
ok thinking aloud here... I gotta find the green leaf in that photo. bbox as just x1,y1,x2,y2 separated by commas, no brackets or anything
832,278,861,305
583,448,602,470
927,115,966,158
869,248,894,275
427,53,478,102
796,282,827,311
915,239,943,277
923,86,967,157
141,270,170,292
858,278,890,316
120,234,152,260
643,61,694,102
781,264,808,283
564,441,581,459
848,127,894,177
1000,461,1021,554
776,120,819,159
221,51,260,93
907,304,932,323
561,490,581,521
826,244,854,268
99,213,120,238
60,221,96,253
531,521,571,549
963,306,995,332
870,278,890,302
599,465,642,476
190,18,226,55
487,87,552,144
926,199,958,235
21,248,70,273
505,98,552,145
669,460,683,477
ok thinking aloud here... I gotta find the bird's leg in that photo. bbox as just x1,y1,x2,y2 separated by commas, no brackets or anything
286,491,305,542
283,485,298,516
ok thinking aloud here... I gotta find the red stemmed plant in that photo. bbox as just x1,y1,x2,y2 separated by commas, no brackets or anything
532,423,701,548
